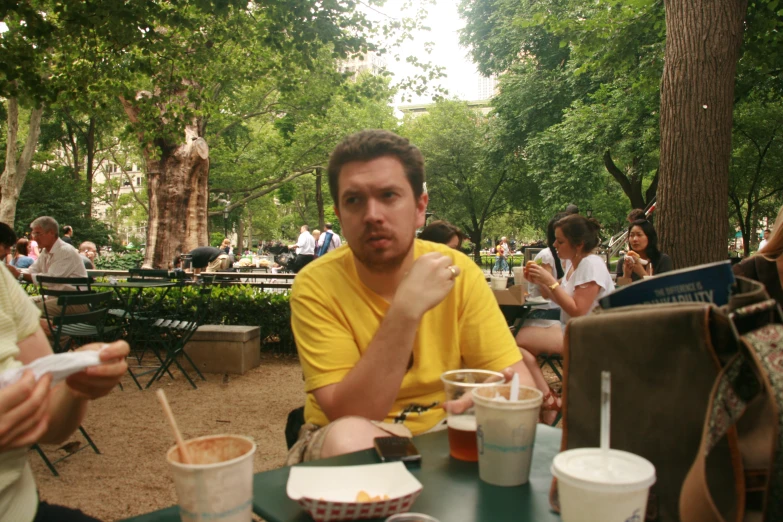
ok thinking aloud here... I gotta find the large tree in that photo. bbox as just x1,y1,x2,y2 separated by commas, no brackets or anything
656,0,748,267
402,100,526,260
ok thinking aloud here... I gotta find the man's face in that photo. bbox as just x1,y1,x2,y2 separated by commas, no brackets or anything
31,226,56,250
334,156,427,272
80,243,97,260
0,244,10,259
764,230,770,240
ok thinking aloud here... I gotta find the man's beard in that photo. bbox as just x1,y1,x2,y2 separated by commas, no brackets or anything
351,232,415,273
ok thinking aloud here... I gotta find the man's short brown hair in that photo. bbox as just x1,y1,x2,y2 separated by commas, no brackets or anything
327,130,425,207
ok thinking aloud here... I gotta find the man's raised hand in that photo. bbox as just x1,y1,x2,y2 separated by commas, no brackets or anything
394,252,460,319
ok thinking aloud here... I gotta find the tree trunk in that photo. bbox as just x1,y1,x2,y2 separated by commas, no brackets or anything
0,99,44,227
236,214,244,253
140,127,209,268
85,116,96,219
315,168,325,230
657,0,747,268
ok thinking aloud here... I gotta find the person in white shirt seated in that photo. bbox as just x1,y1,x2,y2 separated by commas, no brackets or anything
516,214,615,423
5,217,88,325
289,224,316,273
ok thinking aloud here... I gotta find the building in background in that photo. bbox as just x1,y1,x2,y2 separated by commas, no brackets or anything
338,51,387,79
476,74,498,101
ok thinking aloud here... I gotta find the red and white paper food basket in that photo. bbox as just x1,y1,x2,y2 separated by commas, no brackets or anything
286,462,423,522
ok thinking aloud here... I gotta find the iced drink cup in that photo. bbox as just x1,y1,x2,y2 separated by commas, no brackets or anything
490,276,507,290
440,370,504,462
167,434,256,522
472,384,543,486
551,448,656,522
512,267,525,286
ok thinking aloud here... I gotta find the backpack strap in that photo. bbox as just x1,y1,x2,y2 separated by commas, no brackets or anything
681,300,783,522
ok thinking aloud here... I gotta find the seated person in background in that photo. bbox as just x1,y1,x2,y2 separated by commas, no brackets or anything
626,208,646,223
0,224,17,266
0,263,129,522
187,246,229,275
517,214,615,423
5,217,88,325
734,204,783,305
418,220,464,250
12,239,35,270
288,130,535,464
523,213,568,329
616,219,673,286
78,241,98,270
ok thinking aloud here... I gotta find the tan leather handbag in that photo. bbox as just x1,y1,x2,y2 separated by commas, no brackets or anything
551,277,781,522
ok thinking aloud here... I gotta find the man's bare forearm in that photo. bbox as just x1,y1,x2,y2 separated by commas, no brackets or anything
318,303,420,421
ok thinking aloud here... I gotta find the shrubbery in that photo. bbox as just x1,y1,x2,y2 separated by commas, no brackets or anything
94,252,145,270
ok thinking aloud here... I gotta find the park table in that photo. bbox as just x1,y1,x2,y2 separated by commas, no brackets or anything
93,280,179,388
120,425,562,522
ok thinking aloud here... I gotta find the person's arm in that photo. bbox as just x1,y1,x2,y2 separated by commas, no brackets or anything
16,330,128,444
308,253,460,421
528,263,601,318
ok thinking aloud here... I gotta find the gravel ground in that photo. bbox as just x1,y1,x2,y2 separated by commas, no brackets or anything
33,353,561,521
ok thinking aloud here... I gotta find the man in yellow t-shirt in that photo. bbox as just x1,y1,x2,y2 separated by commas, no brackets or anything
287,130,535,464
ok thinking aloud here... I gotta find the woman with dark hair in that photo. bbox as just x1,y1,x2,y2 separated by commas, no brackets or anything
517,214,615,423
616,219,673,286
11,238,34,269
418,220,464,250
523,213,568,326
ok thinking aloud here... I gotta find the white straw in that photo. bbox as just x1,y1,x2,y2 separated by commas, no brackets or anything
510,372,520,401
600,371,611,456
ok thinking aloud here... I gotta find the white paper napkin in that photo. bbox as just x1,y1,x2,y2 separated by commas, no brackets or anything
0,346,107,390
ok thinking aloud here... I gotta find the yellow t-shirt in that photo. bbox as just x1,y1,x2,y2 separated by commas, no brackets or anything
0,266,44,522
290,239,522,435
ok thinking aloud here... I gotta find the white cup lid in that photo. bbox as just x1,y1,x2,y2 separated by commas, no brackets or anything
551,448,656,492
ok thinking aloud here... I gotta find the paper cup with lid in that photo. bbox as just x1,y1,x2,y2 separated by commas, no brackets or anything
551,448,656,522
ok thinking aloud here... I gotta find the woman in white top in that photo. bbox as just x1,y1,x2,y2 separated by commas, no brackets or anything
516,214,615,422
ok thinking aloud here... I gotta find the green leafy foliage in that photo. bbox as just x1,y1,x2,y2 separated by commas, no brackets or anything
93,252,144,270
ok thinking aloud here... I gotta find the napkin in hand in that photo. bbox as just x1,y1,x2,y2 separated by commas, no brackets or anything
0,347,106,390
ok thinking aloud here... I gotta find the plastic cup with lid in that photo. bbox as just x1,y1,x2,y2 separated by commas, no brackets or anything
551,448,656,522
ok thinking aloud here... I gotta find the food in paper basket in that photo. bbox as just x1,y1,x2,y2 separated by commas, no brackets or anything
356,491,390,502
287,462,423,522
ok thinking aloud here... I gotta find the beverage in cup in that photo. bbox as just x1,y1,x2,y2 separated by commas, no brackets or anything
440,369,504,462
386,514,440,522
166,434,256,522
490,276,507,290
472,383,543,486
551,448,656,522
512,267,525,286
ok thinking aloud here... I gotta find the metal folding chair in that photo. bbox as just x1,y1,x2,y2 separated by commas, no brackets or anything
145,286,213,389
48,291,121,353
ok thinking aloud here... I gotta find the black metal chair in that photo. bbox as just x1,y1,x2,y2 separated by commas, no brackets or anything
145,286,213,389
31,289,117,475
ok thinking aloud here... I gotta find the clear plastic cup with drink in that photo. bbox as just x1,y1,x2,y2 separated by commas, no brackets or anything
166,434,257,522
551,448,656,522
440,369,504,462
472,383,543,486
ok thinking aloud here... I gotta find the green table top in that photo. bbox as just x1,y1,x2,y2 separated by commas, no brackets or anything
254,425,561,522
122,426,561,522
